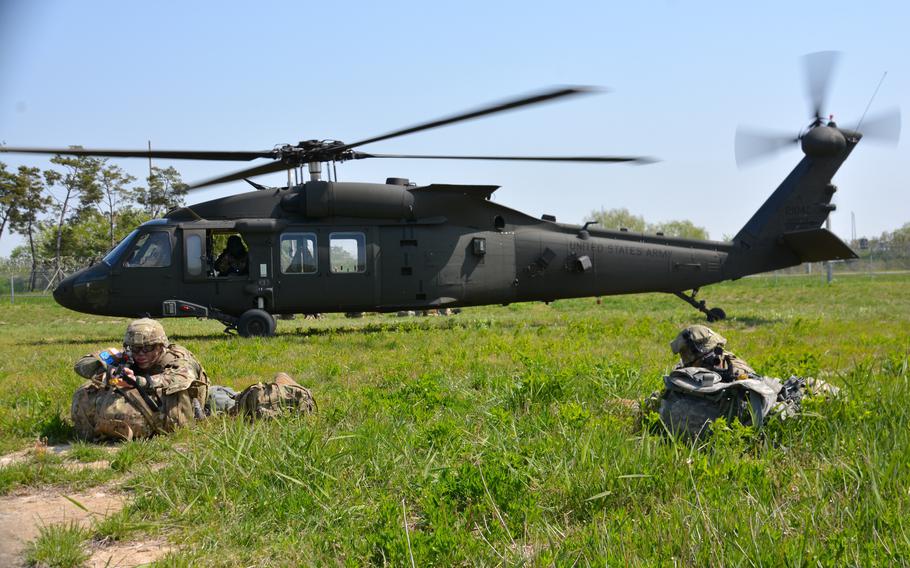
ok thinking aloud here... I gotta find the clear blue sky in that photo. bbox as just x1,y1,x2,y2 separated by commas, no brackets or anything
1,0,907,256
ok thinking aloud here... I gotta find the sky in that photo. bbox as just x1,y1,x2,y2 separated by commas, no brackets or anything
1,0,907,257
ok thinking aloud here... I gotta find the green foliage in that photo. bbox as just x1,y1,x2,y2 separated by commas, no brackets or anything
29,207,152,260
0,275,909,563
588,207,646,232
650,218,710,240
1,154,175,264
24,521,90,568
135,166,188,218
589,207,710,239
0,161,17,241
97,163,137,249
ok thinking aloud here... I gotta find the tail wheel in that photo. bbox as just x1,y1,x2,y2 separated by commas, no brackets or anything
238,309,277,337
706,308,727,322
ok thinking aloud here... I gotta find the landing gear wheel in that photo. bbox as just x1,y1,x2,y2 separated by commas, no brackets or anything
673,289,727,322
238,309,277,337
706,307,727,322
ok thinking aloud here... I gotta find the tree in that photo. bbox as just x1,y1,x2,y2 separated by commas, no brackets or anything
45,152,103,277
649,219,710,240
96,162,136,249
587,207,710,239
8,166,52,290
0,162,18,245
136,166,188,218
588,208,647,232
31,205,152,261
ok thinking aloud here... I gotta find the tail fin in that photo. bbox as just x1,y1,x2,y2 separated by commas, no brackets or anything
728,129,859,276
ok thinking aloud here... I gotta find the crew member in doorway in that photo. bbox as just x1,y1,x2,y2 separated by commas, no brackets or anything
215,235,249,276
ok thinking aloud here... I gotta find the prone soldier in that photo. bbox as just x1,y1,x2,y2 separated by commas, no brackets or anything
642,325,840,437
71,318,209,441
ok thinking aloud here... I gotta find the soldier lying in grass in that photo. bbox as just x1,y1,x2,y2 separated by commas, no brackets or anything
641,325,839,438
71,318,315,442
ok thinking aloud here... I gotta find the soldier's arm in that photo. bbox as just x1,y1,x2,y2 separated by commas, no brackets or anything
74,354,106,379
214,252,228,273
147,357,205,395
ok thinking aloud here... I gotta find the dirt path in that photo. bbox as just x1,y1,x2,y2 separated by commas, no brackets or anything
0,444,173,567
87,539,174,568
0,487,124,567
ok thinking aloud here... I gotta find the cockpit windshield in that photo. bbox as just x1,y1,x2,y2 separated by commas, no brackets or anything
102,230,139,266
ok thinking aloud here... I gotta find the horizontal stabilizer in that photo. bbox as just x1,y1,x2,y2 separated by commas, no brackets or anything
782,228,858,262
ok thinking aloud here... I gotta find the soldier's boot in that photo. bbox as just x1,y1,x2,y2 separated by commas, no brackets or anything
94,419,134,442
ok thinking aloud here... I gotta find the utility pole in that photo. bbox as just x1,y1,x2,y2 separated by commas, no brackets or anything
148,140,153,182
851,211,856,244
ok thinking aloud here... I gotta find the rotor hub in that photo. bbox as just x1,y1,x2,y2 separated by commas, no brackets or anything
800,126,846,158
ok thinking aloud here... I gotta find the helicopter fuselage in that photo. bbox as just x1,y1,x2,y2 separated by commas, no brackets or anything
53,179,735,322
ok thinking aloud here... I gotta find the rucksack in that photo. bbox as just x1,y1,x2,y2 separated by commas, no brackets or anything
658,367,781,439
230,378,316,419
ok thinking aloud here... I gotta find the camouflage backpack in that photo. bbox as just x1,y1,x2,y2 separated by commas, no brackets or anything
657,367,781,439
230,373,316,419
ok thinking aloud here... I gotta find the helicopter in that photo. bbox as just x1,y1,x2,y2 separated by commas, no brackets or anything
1,53,899,337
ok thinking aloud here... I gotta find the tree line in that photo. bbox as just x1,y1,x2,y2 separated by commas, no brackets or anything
587,207,711,240
0,151,188,289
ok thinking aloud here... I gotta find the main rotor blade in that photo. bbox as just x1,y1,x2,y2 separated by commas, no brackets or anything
339,86,601,151
356,152,656,164
0,146,274,161
848,107,901,144
188,160,289,190
803,51,841,120
734,126,799,168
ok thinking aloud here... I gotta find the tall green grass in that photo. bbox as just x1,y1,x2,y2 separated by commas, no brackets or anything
1,274,908,564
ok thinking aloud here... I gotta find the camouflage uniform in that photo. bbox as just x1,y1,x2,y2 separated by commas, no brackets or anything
669,324,756,381
71,318,210,441
641,325,839,432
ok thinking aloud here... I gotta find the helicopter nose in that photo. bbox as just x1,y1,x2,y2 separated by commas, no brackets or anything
53,264,111,313
53,274,81,311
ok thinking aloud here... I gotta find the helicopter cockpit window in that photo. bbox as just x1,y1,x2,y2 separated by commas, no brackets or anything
330,232,366,273
280,233,317,275
103,229,139,266
123,232,172,268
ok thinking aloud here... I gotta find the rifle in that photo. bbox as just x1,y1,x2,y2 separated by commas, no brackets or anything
98,349,161,412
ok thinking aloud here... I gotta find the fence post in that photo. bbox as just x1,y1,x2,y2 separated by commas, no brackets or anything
9,273,13,304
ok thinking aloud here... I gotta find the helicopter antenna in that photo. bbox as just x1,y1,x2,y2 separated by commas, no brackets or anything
854,71,887,134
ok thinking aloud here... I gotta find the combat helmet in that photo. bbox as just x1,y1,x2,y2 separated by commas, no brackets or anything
123,318,169,348
670,325,726,366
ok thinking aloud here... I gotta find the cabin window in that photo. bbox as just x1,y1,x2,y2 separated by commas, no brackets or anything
210,232,249,277
123,232,172,268
280,233,317,274
185,234,204,276
330,232,366,273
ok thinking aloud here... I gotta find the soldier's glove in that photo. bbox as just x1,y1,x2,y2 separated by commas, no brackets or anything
134,375,161,390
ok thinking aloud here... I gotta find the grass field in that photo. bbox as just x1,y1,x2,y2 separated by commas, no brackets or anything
1,274,908,566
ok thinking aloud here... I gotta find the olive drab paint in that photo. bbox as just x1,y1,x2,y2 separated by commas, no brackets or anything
2,71,880,336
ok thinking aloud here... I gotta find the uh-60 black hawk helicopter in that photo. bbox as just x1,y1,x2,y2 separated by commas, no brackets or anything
2,52,900,337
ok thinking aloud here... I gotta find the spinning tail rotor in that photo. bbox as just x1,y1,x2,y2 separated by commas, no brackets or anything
734,51,901,168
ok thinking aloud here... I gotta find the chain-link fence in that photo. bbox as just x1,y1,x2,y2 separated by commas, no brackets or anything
0,257,94,302
1,249,907,305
